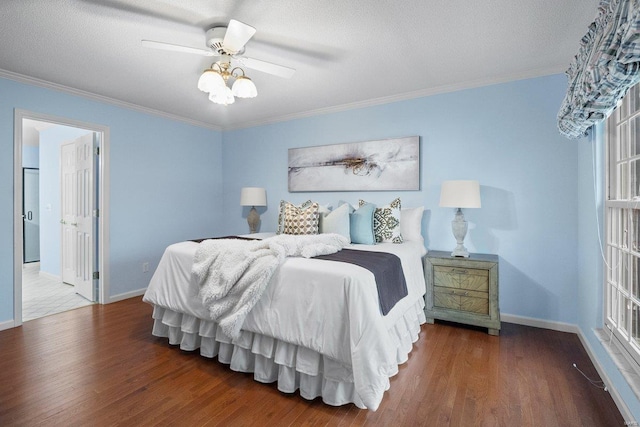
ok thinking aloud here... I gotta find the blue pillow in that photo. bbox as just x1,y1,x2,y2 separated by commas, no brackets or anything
350,203,376,244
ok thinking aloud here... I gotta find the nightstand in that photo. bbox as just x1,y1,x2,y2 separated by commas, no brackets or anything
424,250,500,335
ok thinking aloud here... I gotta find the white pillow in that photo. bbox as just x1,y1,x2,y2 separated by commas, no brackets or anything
317,204,332,232
317,204,332,215
319,203,351,242
400,207,424,242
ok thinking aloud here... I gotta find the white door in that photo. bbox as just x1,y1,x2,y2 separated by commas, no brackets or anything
61,142,77,286
61,133,96,301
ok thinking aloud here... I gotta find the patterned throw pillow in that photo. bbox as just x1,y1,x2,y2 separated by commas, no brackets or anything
359,198,403,243
277,200,312,234
277,200,320,235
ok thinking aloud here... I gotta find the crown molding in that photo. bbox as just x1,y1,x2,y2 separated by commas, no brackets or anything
224,66,566,131
1,65,566,133
0,68,222,131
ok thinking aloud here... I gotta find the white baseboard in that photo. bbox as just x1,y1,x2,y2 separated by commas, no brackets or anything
108,288,147,303
0,319,16,332
501,313,579,333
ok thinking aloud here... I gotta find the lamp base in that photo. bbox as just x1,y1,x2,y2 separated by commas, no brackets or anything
247,206,260,234
451,208,470,257
451,246,470,258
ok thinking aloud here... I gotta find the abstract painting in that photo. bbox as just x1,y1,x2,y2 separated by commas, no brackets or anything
288,136,419,192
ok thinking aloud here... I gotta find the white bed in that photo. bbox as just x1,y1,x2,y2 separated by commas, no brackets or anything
142,233,427,411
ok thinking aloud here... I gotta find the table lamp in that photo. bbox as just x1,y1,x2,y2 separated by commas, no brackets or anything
240,187,267,233
439,180,481,257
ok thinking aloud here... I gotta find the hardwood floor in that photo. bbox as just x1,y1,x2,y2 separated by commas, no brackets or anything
0,297,625,426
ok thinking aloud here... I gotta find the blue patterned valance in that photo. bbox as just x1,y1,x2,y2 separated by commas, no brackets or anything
558,0,640,139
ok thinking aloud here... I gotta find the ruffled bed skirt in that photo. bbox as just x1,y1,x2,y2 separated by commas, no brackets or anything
150,300,426,409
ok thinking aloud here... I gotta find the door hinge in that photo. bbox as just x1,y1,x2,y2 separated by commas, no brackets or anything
93,209,99,217
95,146,100,156
93,271,99,280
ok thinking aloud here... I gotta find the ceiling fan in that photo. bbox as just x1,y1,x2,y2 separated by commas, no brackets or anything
142,19,296,105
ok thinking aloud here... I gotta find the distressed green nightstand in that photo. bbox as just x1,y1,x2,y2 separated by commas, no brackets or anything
424,250,500,335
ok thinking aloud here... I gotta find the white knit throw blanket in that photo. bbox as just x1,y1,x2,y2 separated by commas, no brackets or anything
192,233,349,339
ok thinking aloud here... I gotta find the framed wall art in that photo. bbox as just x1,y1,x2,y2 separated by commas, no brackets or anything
288,136,419,192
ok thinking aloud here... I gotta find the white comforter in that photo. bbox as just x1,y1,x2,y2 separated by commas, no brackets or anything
193,234,349,339
143,234,426,410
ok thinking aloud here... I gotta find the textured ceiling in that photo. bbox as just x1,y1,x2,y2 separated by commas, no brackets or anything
0,0,599,130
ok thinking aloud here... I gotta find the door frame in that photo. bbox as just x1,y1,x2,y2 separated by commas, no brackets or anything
13,109,110,326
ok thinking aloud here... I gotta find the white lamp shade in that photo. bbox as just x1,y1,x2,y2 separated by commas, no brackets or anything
209,86,235,105
232,76,257,98
439,180,481,208
197,69,225,93
240,187,267,206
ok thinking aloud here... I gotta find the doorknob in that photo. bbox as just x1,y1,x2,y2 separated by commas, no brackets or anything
60,219,66,225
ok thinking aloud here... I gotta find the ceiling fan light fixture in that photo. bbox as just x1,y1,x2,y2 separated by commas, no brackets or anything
200,62,257,105
232,75,257,98
197,68,225,93
143,19,296,107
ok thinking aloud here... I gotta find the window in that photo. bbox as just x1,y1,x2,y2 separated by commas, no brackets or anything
606,82,640,367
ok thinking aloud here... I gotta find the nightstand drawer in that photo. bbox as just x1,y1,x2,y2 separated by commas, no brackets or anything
433,266,489,292
434,286,489,314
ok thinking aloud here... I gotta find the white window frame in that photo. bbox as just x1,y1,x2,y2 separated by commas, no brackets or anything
605,82,640,368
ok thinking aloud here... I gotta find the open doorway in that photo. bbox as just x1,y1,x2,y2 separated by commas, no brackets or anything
13,110,110,326
23,167,40,264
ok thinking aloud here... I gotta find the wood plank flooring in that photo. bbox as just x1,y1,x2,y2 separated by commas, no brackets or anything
0,297,625,426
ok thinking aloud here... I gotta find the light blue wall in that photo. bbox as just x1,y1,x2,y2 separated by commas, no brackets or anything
223,74,580,325
38,125,93,277
0,77,223,323
577,123,640,419
22,145,39,168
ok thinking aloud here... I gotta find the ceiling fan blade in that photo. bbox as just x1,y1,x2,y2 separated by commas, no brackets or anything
235,56,296,79
223,19,256,54
141,40,214,56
